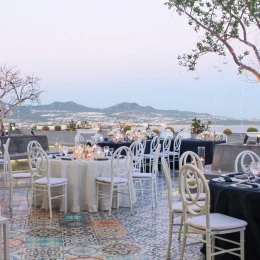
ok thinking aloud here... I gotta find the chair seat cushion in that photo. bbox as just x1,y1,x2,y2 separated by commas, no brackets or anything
172,201,205,213
132,173,152,178
34,177,68,185
188,213,247,231
12,172,31,179
186,192,206,201
143,154,154,158
96,176,128,184
168,152,179,155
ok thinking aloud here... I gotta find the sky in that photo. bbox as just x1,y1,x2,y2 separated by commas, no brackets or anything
0,0,260,119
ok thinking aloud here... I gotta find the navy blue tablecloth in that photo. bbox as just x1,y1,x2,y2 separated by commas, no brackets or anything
207,181,260,260
98,139,224,166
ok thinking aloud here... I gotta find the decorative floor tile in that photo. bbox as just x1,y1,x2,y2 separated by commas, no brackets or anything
24,237,62,247
22,247,63,259
105,254,149,260
62,235,98,247
63,245,103,258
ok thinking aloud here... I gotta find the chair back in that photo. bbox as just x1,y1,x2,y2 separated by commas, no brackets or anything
162,136,171,153
75,134,84,146
138,136,147,152
3,144,13,180
161,157,173,212
5,138,10,151
28,147,49,180
130,141,144,173
216,133,227,142
111,146,132,182
179,164,209,224
160,129,174,139
150,136,160,153
179,129,191,139
234,150,260,173
152,144,161,175
173,133,182,155
27,140,43,154
179,151,204,171
179,151,204,192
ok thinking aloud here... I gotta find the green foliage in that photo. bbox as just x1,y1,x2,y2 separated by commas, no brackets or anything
164,0,260,81
247,127,259,132
166,126,174,133
123,125,132,132
223,128,233,135
54,125,61,131
191,117,211,134
146,123,151,131
42,125,49,131
67,119,76,131
152,129,160,135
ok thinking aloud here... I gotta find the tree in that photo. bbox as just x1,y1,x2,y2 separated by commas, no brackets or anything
191,117,211,133
165,0,260,82
0,64,44,120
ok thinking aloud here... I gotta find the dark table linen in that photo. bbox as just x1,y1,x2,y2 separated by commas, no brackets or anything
208,181,260,260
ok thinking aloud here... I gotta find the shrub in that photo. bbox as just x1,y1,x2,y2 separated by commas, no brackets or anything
247,127,258,132
165,126,174,133
123,125,132,132
67,119,76,131
223,128,232,135
190,117,211,134
54,125,61,131
42,125,49,131
152,128,160,135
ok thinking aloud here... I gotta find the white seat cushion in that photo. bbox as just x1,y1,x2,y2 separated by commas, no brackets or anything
12,172,31,178
172,201,205,213
168,152,179,155
188,213,247,231
96,176,128,184
34,177,68,185
143,154,154,158
186,192,206,201
132,173,152,178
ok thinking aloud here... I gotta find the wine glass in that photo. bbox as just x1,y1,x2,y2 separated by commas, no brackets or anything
59,145,63,156
96,146,102,158
243,164,255,183
63,146,69,156
104,146,109,157
108,148,114,156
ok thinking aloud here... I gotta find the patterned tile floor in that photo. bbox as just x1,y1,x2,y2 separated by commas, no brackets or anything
0,173,204,260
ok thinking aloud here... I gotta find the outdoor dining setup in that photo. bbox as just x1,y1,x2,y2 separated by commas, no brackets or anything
2,129,260,260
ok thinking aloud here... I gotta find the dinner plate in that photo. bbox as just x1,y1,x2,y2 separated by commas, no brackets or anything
231,183,253,189
212,177,239,183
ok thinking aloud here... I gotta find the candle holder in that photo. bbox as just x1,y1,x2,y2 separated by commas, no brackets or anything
197,146,205,166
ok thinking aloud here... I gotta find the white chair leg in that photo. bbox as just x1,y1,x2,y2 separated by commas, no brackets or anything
151,179,154,209
212,235,215,260
166,214,173,259
108,185,113,217
3,221,9,260
96,182,99,211
206,233,211,260
154,178,157,204
178,216,183,240
128,184,133,215
240,230,245,260
64,184,67,214
140,180,144,197
9,179,13,208
180,224,187,260
48,186,52,219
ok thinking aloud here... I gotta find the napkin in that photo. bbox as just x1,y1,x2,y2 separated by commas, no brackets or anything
223,177,233,182
241,182,259,188
61,157,73,161
94,158,109,161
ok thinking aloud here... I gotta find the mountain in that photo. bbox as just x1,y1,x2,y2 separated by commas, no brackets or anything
5,101,213,124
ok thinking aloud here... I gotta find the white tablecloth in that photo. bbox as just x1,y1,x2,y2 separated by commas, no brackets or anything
49,158,136,213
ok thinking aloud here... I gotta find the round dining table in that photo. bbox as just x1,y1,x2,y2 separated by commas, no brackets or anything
209,180,260,260
48,157,136,213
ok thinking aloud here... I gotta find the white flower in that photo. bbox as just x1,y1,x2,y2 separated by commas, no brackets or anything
107,131,114,136
203,131,209,134
126,130,133,135
141,130,147,134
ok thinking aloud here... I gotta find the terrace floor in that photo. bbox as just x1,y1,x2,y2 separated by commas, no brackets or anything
0,173,204,260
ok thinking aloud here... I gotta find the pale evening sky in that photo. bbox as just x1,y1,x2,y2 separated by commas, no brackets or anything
0,0,259,119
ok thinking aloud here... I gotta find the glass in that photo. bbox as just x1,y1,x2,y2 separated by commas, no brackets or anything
108,148,114,156
96,146,102,158
197,147,205,166
63,146,69,156
243,164,255,183
59,145,63,156
104,146,109,157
